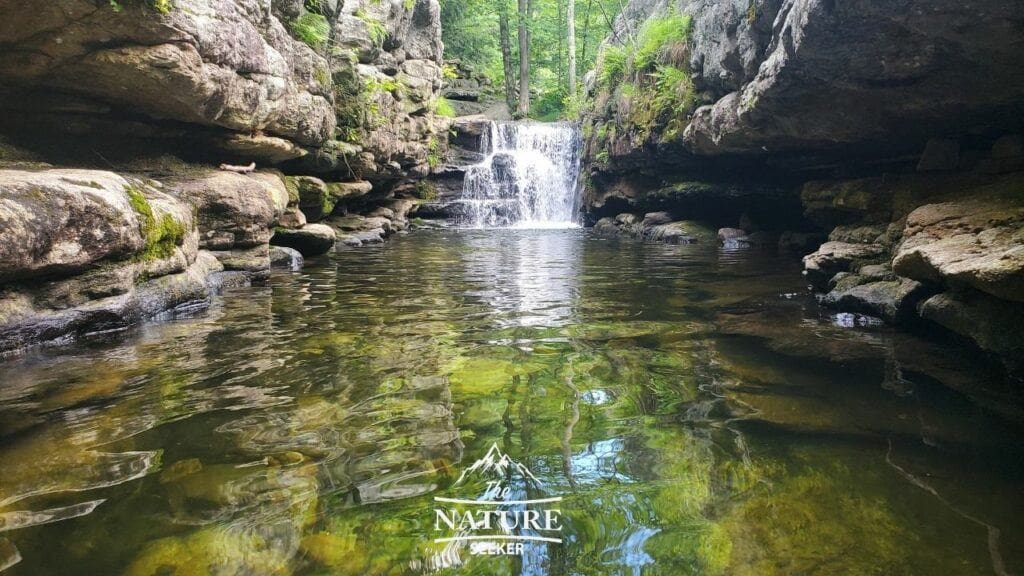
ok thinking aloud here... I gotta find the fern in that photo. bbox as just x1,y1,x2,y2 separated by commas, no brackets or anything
290,12,330,50
598,45,628,87
634,12,693,72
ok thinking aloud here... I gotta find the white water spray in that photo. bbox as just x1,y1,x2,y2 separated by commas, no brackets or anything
457,122,582,228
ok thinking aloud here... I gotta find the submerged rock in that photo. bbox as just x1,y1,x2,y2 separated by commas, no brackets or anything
822,278,931,324
644,221,716,244
919,292,1024,369
0,251,224,354
269,246,304,271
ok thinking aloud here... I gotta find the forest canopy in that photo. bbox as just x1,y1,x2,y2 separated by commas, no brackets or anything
440,0,625,120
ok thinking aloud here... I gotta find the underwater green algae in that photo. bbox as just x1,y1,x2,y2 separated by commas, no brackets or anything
0,230,1021,575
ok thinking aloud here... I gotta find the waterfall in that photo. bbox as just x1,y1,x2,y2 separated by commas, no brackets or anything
457,122,582,228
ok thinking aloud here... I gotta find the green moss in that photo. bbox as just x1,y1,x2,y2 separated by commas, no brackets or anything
313,65,330,87
290,12,330,50
283,176,301,205
109,0,172,13
126,186,186,262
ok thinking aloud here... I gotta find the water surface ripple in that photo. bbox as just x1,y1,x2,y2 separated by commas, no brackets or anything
0,229,1021,575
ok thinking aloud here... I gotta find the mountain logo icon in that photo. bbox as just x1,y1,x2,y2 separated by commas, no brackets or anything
454,443,543,487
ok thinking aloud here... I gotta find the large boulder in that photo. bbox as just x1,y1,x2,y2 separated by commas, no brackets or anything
0,0,335,151
681,0,1024,158
172,171,288,250
271,223,336,256
919,292,1024,370
893,189,1024,303
0,168,229,353
0,169,192,283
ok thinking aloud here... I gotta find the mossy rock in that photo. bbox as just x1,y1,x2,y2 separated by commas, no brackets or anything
125,185,186,262
125,527,291,576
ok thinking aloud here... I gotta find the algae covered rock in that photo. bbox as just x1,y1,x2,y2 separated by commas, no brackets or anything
0,169,152,282
822,278,931,323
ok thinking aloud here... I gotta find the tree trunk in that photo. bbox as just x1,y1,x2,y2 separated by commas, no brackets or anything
499,1,516,110
580,0,592,64
567,0,576,97
517,0,530,116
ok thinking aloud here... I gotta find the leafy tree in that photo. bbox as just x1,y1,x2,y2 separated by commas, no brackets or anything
440,0,626,119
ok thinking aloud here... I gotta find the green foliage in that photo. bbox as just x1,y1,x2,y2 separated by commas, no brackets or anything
440,0,628,117
534,87,568,121
433,96,457,118
366,76,402,97
109,0,172,13
441,63,458,80
290,12,330,50
634,12,692,71
403,0,416,9
426,136,443,168
598,45,627,87
415,180,439,200
439,0,501,77
561,89,587,120
355,9,387,46
592,10,698,142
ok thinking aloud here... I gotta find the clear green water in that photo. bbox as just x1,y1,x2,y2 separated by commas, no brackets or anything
0,229,1022,575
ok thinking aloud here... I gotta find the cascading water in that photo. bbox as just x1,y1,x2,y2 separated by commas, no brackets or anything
457,122,582,228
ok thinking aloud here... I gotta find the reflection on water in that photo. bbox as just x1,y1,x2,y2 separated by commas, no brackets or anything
0,229,1022,575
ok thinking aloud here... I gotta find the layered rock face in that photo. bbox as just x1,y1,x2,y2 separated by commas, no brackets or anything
584,0,1024,176
0,0,448,351
0,169,219,353
0,0,334,162
802,173,1024,368
580,0,1024,369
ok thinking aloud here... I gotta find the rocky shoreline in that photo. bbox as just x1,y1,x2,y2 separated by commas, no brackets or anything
1,0,1022,378
0,0,459,353
578,0,1024,374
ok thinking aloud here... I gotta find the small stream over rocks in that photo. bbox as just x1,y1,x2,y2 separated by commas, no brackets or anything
456,122,582,228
